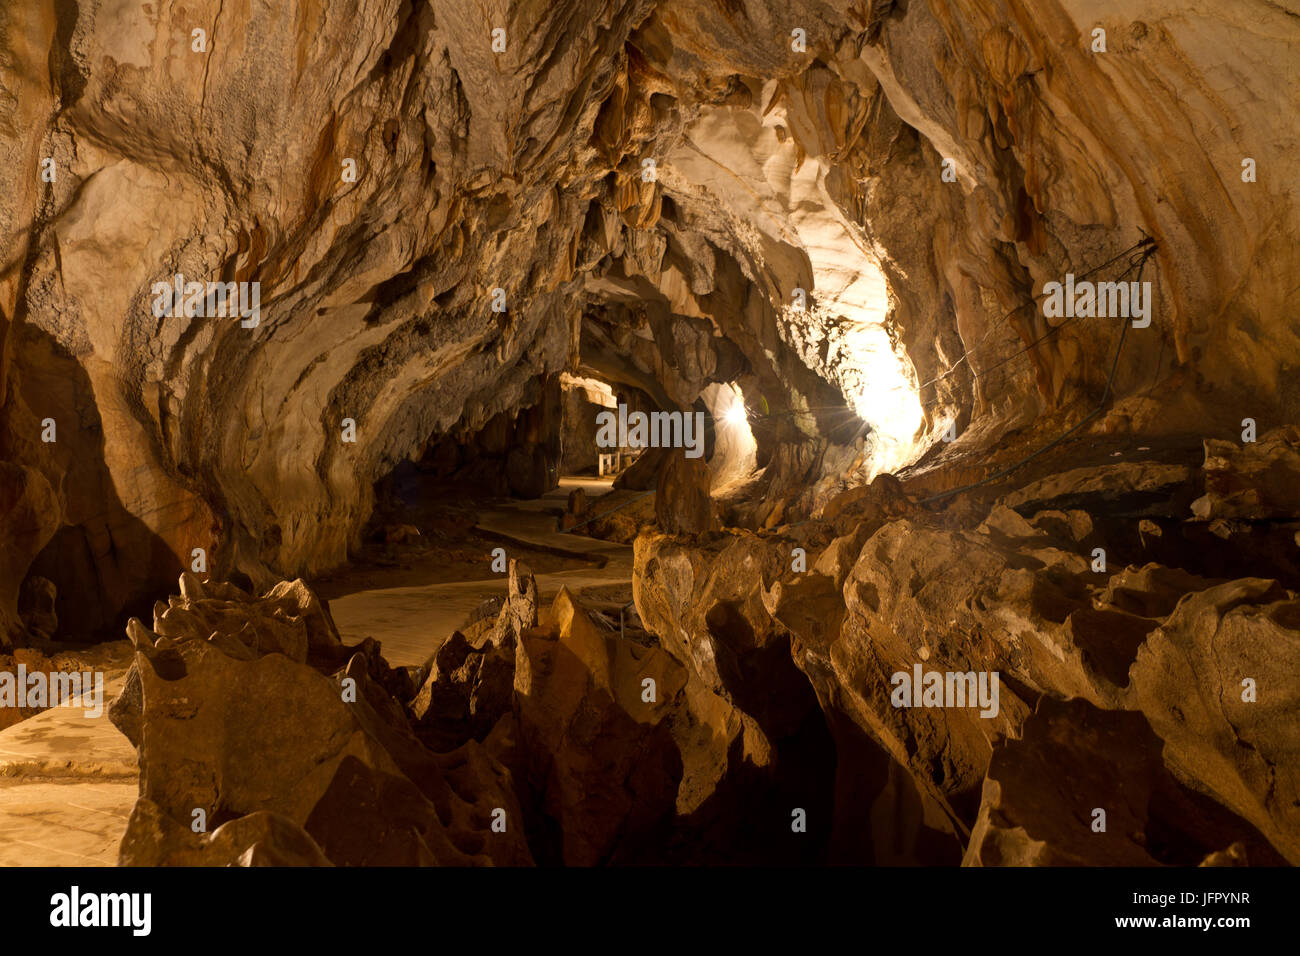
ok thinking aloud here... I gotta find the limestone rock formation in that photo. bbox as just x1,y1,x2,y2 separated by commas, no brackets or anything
7,0,1296,632
113,574,532,866
1,0,1298,870
408,560,533,753
119,802,334,868
107,563,836,866
655,448,714,534
636,452,1300,865
1127,579,1300,862
964,697,1286,867
635,530,823,739
511,587,686,865
1192,427,1300,520
15,576,56,640
573,487,657,542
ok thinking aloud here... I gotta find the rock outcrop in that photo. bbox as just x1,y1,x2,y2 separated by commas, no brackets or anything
638,455,1300,865
99,433,1300,867
964,697,1286,867
112,565,834,866
112,573,532,866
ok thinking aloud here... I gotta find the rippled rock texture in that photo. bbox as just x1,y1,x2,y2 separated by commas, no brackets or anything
5,0,1297,641
2,0,1298,867
644,458,1300,865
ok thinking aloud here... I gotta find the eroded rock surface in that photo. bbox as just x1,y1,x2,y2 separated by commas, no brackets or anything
111,565,833,866
2,0,1298,869
964,697,1286,867
113,573,532,866
637,454,1300,865
5,0,1297,638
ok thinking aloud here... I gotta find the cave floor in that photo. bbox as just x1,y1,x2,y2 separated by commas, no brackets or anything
321,478,633,667
0,674,136,866
0,480,630,865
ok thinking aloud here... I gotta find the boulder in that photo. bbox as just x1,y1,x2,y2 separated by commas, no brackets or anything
1192,426,1300,519
574,489,656,543
1127,577,1300,863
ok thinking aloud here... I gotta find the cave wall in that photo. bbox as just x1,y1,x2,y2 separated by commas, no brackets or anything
559,376,612,476
409,373,563,499
853,0,1300,448
2,0,1298,640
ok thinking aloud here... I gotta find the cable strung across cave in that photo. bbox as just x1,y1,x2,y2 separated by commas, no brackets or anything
550,238,1166,544
762,239,1160,532
736,234,1161,433
911,234,1159,393
918,243,1159,505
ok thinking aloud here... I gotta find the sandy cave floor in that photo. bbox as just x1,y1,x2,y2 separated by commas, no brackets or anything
0,478,630,866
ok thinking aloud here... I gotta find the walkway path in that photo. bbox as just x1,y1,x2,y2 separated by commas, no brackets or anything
329,478,634,667
0,674,136,867
0,480,632,865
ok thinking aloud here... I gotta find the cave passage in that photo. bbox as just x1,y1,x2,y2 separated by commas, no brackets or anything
0,0,1297,885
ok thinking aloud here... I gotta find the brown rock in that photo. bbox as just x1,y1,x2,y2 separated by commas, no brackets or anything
1192,426,1300,520
634,531,820,739
115,575,533,866
410,625,515,753
1127,577,1300,863
119,800,333,867
655,448,714,535
566,486,588,518
0,464,60,646
1003,462,1197,517
17,576,57,639
513,588,684,865
821,473,911,533
573,489,657,543
494,558,538,645
964,697,1285,867
614,447,671,491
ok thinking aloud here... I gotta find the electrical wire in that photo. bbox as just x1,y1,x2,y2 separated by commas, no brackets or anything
917,244,1156,505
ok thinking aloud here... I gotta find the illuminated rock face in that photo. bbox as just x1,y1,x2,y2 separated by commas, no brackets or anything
1,0,1299,868
2,1,1296,637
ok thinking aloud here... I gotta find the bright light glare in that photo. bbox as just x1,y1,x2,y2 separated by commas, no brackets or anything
723,403,748,427
839,323,923,475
